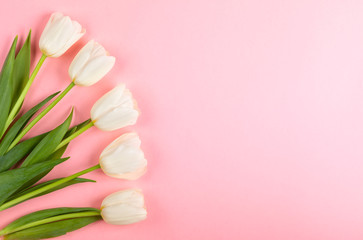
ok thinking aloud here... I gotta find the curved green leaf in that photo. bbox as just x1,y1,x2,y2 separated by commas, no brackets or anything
0,36,18,135
0,133,47,173
21,110,73,167
4,216,101,240
0,92,59,155
11,30,31,111
6,178,95,204
67,119,92,136
0,158,67,206
0,207,100,236
47,119,92,161
0,118,87,173
6,113,83,194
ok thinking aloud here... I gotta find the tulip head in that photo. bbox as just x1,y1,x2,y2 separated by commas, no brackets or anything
101,189,147,225
69,40,115,86
100,133,147,180
39,12,85,57
91,84,139,131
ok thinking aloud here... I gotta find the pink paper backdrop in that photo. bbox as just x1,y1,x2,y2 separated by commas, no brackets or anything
1,0,363,239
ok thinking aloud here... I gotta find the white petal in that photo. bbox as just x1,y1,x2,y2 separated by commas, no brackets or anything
74,56,115,86
101,133,140,156
91,86,139,131
39,12,85,57
101,189,146,225
68,40,95,80
100,133,147,180
39,12,64,49
90,42,108,58
93,108,139,131
102,189,144,208
52,24,85,57
101,204,147,225
42,17,73,56
91,84,126,122
106,167,147,180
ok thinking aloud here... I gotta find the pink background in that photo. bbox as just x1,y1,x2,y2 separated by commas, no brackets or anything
1,0,363,239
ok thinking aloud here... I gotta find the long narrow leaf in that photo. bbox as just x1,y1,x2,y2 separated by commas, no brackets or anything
4,216,101,240
46,126,77,161
48,119,92,160
21,110,73,167
9,112,77,194
0,118,85,173
67,119,92,136
0,158,67,206
13,169,53,195
11,30,31,110
0,133,46,173
0,92,59,155
0,37,18,135
16,117,91,193
6,178,95,204
1,207,100,235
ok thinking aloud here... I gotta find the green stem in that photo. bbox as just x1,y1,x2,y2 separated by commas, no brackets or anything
0,164,100,211
5,54,47,130
0,211,101,235
7,82,75,151
55,121,94,151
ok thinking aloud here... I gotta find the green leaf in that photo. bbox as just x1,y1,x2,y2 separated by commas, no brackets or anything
6,178,95,204
46,145,68,161
12,169,53,196
12,118,91,194
11,30,31,111
0,92,59,155
0,117,84,173
0,207,100,236
67,119,92,137
11,112,75,194
46,119,92,161
46,128,76,161
21,110,73,167
14,111,74,192
0,133,47,173
0,158,67,206
0,36,18,135
4,216,101,240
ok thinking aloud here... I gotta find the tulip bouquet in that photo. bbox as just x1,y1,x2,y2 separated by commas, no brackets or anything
0,13,148,239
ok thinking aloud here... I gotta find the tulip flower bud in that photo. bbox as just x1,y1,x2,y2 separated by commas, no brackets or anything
69,40,115,86
100,133,147,180
101,189,147,225
39,12,85,57
91,84,139,131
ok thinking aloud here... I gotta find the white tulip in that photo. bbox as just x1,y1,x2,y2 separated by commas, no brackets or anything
69,40,115,86
39,12,85,57
100,133,147,180
101,189,147,225
91,84,139,131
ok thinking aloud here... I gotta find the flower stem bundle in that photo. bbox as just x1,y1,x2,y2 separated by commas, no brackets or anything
0,12,148,239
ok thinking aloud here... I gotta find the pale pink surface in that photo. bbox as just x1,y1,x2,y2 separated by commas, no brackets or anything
1,0,363,239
